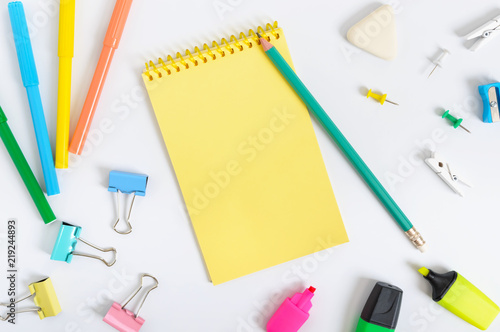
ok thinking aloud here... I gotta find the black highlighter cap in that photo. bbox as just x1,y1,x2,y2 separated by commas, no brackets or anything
421,268,457,302
360,282,403,330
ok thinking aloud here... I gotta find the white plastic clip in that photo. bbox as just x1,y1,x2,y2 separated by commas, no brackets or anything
465,15,500,51
425,152,472,197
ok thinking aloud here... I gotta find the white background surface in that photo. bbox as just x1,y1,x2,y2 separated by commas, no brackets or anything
0,0,499,331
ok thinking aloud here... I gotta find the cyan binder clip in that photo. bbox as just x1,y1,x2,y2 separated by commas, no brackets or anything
108,171,149,235
51,222,117,266
479,82,500,123
103,274,159,332
0,277,61,320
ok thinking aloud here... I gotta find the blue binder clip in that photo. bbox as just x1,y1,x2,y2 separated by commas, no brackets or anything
108,171,149,235
50,222,117,266
479,82,500,123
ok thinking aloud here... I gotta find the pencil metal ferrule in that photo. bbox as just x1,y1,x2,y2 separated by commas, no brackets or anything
405,227,426,252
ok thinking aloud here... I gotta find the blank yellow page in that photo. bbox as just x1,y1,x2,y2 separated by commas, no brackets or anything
143,25,349,285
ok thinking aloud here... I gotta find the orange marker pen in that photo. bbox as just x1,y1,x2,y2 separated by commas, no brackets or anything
69,0,133,155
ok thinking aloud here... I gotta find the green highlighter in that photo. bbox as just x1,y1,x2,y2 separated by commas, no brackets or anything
356,282,403,332
419,267,499,330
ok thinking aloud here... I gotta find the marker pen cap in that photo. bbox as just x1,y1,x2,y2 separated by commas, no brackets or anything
356,282,403,332
266,286,315,332
419,267,500,330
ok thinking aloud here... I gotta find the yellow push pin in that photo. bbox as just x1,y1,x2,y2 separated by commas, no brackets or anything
366,89,399,106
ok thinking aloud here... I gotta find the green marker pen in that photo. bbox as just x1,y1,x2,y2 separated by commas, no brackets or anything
356,282,403,332
419,267,499,330
0,106,56,224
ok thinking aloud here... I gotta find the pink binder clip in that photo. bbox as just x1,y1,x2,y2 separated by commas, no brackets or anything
103,274,159,332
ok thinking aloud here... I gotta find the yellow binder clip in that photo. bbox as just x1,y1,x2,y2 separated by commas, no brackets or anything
0,278,61,320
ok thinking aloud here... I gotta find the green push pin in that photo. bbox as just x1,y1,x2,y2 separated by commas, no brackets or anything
442,110,471,134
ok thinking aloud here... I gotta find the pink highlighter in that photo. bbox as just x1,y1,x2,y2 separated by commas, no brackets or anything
267,287,316,332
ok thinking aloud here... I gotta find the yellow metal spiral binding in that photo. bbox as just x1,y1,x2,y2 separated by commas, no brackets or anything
212,41,225,57
248,29,260,45
257,26,271,41
176,52,190,69
147,61,162,79
167,55,180,72
221,38,235,54
185,49,198,66
194,46,207,63
144,22,280,80
203,43,216,60
266,22,280,39
230,35,244,51
158,58,171,75
239,32,253,48
144,62,154,81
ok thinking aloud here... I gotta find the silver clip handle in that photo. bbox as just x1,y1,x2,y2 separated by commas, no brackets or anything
0,293,40,321
113,191,136,235
121,274,159,318
73,237,117,267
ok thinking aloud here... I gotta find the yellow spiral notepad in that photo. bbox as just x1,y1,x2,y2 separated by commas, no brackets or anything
142,22,349,285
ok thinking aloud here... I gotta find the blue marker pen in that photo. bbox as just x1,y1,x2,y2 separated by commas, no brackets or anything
8,1,59,196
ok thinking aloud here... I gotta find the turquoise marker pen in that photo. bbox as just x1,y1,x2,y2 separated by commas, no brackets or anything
8,1,59,196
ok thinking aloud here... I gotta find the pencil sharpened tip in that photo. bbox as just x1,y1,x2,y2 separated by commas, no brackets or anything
256,32,262,38
258,34,274,51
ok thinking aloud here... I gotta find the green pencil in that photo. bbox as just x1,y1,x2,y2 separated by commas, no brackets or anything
0,106,56,224
257,33,426,252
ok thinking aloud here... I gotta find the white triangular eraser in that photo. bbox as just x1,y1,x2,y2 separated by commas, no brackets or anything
347,5,398,60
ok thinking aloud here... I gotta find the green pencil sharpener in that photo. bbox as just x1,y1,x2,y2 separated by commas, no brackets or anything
419,267,500,330
356,282,403,331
